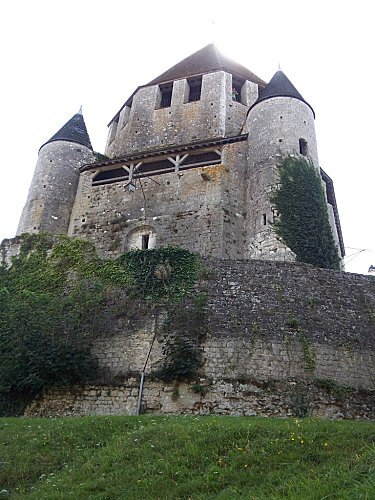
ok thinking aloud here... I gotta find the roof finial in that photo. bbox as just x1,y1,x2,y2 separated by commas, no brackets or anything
78,105,83,115
278,62,282,71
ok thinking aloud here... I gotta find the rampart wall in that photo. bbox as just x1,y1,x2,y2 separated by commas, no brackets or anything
21,257,375,419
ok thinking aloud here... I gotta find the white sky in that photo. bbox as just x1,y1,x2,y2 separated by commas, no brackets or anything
0,0,373,274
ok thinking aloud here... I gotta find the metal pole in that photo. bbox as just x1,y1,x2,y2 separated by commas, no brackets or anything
136,372,145,416
135,319,158,415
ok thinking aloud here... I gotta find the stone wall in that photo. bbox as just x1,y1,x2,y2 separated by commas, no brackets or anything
21,257,375,418
68,143,248,260
0,237,21,267
25,379,374,420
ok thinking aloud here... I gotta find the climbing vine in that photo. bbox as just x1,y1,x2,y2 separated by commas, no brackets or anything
117,246,200,304
271,156,341,270
0,234,131,415
154,292,208,382
0,235,203,413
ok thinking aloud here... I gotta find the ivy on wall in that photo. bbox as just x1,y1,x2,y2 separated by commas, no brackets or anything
118,246,200,304
0,235,202,414
271,156,341,270
0,234,132,415
118,247,205,382
155,292,208,382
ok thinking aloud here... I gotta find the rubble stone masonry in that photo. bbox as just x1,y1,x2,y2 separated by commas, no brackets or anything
21,257,375,419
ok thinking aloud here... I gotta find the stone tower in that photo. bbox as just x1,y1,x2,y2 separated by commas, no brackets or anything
17,110,94,235
18,44,344,262
244,70,319,260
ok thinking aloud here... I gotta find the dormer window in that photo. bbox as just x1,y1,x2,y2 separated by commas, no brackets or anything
159,83,173,108
188,76,202,102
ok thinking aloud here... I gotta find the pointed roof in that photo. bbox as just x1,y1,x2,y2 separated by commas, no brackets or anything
147,44,266,86
251,70,315,117
40,111,93,151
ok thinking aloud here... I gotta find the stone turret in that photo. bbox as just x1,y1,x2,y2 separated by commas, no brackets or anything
244,70,319,260
17,110,94,235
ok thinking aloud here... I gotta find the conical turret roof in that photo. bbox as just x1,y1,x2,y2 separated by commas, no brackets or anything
251,70,315,117
148,44,266,86
40,111,93,151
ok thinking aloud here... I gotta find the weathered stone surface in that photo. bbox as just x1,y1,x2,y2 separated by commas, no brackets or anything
25,380,374,420
14,255,374,419
17,141,94,236
4,49,368,418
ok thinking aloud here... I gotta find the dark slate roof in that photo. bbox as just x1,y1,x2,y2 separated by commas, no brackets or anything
40,112,93,151
148,44,266,86
251,70,315,117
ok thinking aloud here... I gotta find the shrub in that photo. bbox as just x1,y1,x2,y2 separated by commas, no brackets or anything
0,234,128,414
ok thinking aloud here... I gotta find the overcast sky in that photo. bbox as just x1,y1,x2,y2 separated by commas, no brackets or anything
1,0,373,274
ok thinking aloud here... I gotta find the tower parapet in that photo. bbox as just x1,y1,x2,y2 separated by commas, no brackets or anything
105,44,264,158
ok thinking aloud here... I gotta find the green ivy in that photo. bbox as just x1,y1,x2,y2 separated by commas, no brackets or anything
0,234,131,414
271,156,341,270
0,235,202,414
93,151,110,163
154,292,208,382
117,246,200,304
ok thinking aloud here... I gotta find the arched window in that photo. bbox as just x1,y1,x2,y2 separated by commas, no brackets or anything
126,226,156,250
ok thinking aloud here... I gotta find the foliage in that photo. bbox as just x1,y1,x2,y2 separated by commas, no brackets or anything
271,156,341,270
154,292,207,382
315,379,350,401
0,234,130,414
0,416,374,498
156,334,203,382
117,246,200,303
298,331,316,372
290,391,309,417
93,151,110,163
285,314,299,329
0,236,203,413
191,383,208,396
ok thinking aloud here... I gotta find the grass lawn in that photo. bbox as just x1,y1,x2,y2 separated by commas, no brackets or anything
0,416,374,499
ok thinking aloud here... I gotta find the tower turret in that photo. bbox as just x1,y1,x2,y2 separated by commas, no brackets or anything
17,110,94,235
244,70,319,260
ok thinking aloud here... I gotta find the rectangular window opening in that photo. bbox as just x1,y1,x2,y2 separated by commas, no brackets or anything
188,76,202,102
159,83,173,108
232,77,245,103
142,234,150,249
299,138,308,156
263,213,267,226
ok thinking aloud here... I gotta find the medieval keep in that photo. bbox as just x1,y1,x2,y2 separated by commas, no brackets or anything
17,44,345,262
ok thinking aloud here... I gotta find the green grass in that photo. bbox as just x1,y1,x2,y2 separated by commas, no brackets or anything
0,416,374,499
